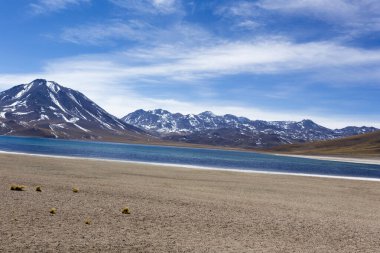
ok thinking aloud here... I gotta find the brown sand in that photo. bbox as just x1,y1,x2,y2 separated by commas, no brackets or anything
0,153,379,252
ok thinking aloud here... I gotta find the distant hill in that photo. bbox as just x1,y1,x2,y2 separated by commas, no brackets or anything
269,130,380,156
122,109,378,148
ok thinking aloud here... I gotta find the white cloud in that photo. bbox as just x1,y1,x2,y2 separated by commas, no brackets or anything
216,1,257,18
216,0,380,36
215,1,260,31
257,0,358,18
109,0,180,15
4,37,380,85
236,20,260,30
256,0,380,32
88,39,380,80
30,0,90,14
60,20,211,46
1,37,380,128
151,0,176,11
61,20,152,45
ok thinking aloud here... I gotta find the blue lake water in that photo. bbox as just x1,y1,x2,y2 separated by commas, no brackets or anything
0,136,380,179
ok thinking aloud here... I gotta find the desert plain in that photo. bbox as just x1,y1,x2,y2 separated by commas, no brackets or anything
0,152,380,252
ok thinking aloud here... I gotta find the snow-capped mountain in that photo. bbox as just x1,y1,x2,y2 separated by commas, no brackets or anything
1,80,376,149
122,109,378,148
0,79,145,141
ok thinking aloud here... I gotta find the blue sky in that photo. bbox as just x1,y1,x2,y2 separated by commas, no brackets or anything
0,0,380,128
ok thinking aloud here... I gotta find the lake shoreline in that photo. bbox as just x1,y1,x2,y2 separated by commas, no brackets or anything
0,150,379,182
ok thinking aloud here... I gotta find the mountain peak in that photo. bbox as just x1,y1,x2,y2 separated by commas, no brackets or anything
199,111,216,117
28,79,62,93
300,119,315,124
0,79,143,140
30,78,47,84
152,109,170,115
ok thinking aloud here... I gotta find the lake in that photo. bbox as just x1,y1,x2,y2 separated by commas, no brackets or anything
0,136,379,180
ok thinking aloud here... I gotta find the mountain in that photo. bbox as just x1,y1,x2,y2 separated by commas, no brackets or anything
1,80,376,149
0,79,147,142
269,130,380,156
122,109,378,148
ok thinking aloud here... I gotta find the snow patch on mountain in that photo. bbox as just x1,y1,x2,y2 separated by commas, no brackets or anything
123,109,378,148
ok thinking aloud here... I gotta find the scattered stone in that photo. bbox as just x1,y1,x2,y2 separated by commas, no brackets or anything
10,185,26,191
122,207,130,214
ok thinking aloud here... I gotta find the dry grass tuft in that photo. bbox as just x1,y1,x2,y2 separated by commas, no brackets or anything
50,208,57,215
36,186,42,192
72,187,79,193
122,207,130,214
10,185,26,191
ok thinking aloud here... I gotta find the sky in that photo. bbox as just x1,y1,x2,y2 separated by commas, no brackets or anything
0,0,380,128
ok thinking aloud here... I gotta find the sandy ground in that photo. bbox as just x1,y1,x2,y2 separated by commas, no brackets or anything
1,153,380,252
274,153,380,165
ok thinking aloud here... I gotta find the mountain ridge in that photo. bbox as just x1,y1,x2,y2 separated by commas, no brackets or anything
0,79,377,149
122,109,377,148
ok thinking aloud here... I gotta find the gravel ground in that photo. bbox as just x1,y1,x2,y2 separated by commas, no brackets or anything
0,153,379,252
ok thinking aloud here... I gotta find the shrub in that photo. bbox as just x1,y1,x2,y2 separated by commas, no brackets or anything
122,207,130,214
36,186,42,192
10,185,26,191
84,219,91,225
72,187,79,193
50,208,57,215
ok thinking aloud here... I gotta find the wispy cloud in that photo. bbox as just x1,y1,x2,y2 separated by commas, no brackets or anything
8,37,380,84
108,39,380,81
257,0,358,18
60,20,212,46
30,0,90,14
61,20,152,45
216,1,257,18
256,0,380,33
215,1,260,31
216,0,380,38
109,0,180,15
235,20,260,30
